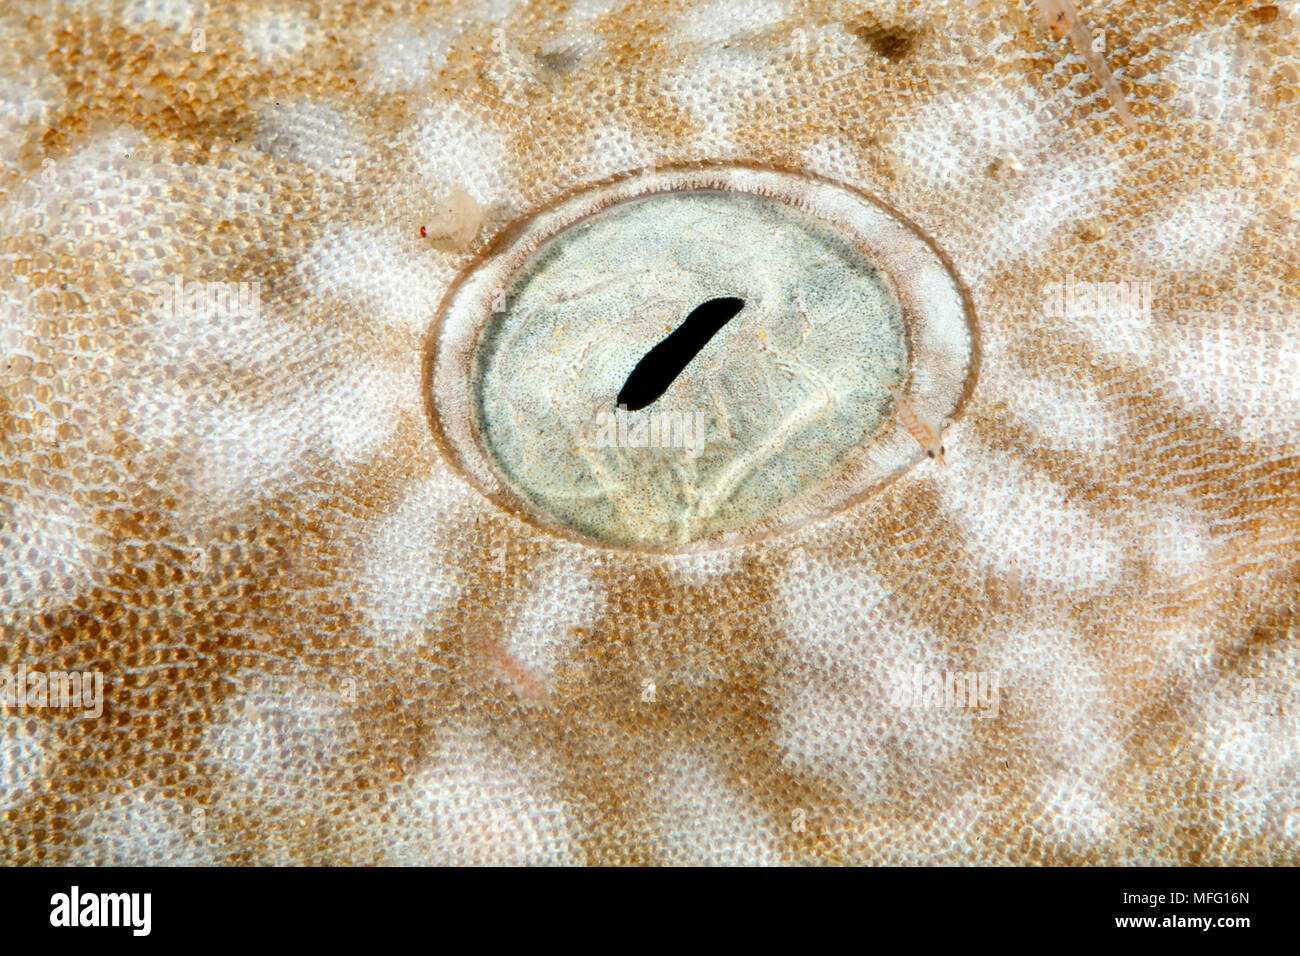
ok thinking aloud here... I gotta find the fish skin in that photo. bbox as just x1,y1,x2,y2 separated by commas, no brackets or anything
0,0,1297,865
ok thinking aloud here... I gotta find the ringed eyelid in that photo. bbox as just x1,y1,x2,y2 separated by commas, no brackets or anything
428,166,975,550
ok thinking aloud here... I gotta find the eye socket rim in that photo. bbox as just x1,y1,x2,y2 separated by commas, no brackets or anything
423,162,980,553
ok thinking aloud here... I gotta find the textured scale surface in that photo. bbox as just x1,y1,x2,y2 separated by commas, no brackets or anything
1,0,1298,864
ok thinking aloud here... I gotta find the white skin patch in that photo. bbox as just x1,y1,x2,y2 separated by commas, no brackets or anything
1198,651,1300,844
415,104,518,211
991,630,1122,844
1057,296,1157,366
775,553,974,801
936,433,1120,592
1163,30,1255,128
500,554,605,680
469,0,529,21
645,749,780,864
0,76,58,156
889,89,1122,288
1138,188,1250,273
253,99,365,181
995,627,1117,766
239,11,314,62
141,278,279,371
396,725,579,865
118,0,198,31
203,679,349,826
136,359,404,514
541,0,622,65
357,473,482,646
579,127,659,181
966,152,1119,285
653,548,741,585
1158,316,1300,446
661,47,774,148
1135,502,1213,582
300,224,456,336
363,20,459,92
675,0,790,45
79,789,216,865
0,719,51,811
13,129,169,267
799,137,867,185
1,494,107,613
777,670,977,804
566,0,625,19
127,242,410,485
891,89,1044,192
988,365,1125,456
1034,770,1118,847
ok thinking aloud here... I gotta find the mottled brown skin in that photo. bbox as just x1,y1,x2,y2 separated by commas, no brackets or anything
0,0,1297,864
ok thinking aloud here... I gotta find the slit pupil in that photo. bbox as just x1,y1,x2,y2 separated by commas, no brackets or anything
617,296,744,411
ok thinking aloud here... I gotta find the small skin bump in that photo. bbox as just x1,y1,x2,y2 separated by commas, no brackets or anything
851,22,919,61
420,185,482,251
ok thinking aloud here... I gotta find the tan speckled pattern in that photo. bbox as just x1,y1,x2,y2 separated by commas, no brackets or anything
1,0,1297,864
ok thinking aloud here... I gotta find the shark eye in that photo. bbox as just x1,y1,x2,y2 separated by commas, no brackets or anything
427,166,975,550
617,296,745,412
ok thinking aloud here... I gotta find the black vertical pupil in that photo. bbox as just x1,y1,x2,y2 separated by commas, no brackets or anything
616,296,744,411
